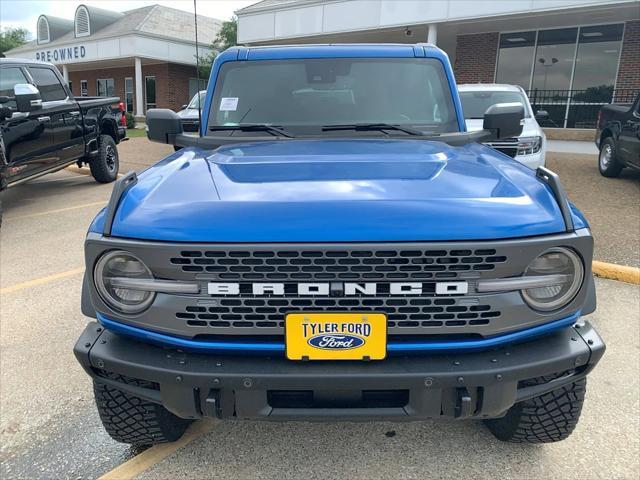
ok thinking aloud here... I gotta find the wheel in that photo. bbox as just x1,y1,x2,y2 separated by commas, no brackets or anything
484,376,586,443
90,135,120,183
93,375,192,446
598,137,623,178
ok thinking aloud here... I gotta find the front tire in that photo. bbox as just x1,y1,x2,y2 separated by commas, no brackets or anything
484,376,586,443
598,137,623,178
90,135,120,183
94,376,192,446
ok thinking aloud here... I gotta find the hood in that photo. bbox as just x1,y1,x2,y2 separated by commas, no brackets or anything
465,118,542,138
101,139,577,242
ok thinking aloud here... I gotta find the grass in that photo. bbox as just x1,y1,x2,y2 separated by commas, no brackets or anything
126,128,147,138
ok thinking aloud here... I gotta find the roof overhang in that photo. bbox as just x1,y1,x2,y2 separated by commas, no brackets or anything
4,33,206,67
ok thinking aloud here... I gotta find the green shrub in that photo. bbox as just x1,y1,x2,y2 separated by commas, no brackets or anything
125,112,135,129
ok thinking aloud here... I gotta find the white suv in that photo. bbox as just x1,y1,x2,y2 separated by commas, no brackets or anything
458,84,547,169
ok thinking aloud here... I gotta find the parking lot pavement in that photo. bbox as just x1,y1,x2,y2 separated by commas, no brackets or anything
546,153,640,268
0,139,638,479
546,140,598,155
0,171,144,479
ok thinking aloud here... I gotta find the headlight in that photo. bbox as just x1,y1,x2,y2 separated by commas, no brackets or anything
521,247,584,311
517,136,542,155
94,250,155,314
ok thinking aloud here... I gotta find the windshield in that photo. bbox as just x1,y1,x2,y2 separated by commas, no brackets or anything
459,90,531,119
209,58,459,134
187,91,206,109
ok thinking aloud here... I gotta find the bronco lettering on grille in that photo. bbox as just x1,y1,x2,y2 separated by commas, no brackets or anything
207,282,469,296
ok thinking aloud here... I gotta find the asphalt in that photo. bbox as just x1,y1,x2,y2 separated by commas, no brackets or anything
0,139,638,479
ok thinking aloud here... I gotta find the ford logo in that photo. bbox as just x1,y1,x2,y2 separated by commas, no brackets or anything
308,334,365,350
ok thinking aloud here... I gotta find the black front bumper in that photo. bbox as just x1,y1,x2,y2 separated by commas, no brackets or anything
74,322,604,421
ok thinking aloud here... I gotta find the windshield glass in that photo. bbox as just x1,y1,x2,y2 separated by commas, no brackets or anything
459,90,530,119
209,58,458,133
188,91,206,109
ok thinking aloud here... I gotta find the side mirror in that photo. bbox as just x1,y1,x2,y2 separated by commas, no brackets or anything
180,104,187,110
14,84,42,112
535,110,549,121
147,108,184,144
483,102,524,140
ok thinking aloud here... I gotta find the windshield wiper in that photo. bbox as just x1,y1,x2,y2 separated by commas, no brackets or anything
209,124,295,138
322,123,426,136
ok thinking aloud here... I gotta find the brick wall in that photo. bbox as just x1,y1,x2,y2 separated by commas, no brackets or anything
615,20,640,101
454,32,499,84
67,62,198,114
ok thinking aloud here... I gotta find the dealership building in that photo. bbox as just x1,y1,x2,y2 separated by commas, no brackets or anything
236,0,640,128
5,4,220,118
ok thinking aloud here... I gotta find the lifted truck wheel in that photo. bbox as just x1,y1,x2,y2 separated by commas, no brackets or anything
93,375,191,446
484,375,586,443
90,135,120,183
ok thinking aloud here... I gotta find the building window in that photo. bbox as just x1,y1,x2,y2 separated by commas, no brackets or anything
28,67,68,102
124,77,134,112
37,16,50,44
188,78,207,101
96,79,114,97
571,24,624,94
495,23,625,128
531,28,578,91
80,80,88,96
75,5,90,37
495,31,536,89
145,76,156,111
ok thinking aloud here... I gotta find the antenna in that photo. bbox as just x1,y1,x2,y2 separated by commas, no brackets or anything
194,0,203,138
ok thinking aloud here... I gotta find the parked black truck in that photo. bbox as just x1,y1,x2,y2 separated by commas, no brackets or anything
596,93,640,177
0,58,127,223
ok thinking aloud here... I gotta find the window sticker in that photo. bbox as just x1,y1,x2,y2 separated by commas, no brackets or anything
219,97,239,111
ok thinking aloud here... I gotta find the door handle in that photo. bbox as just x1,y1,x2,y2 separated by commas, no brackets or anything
37,116,50,122
69,111,81,117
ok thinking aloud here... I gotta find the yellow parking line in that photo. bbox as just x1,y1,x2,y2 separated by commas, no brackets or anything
0,267,85,294
98,420,217,480
6,201,107,221
592,261,640,285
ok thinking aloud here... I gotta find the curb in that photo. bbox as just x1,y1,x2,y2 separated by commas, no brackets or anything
592,261,640,285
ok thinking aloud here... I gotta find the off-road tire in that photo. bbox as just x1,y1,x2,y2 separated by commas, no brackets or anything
90,135,119,183
598,137,623,178
484,376,586,443
93,376,191,446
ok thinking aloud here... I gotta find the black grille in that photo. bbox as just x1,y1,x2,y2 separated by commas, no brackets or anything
170,248,507,281
485,138,519,158
176,296,501,333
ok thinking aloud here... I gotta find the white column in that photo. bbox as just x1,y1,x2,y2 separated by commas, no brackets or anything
134,57,144,117
62,64,69,82
427,24,438,45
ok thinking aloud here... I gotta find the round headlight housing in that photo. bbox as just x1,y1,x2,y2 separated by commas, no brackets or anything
94,250,155,314
521,247,584,312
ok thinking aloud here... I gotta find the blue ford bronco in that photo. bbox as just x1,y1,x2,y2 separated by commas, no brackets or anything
74,44,604,446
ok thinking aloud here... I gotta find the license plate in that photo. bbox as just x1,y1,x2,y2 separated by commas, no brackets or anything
285,312,387,361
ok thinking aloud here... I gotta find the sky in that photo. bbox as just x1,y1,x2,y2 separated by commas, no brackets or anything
0,0,257,39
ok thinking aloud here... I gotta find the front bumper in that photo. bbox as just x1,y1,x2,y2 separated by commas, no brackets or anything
74,320,604,421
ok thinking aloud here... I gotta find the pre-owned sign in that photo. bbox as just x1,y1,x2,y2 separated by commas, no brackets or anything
35,45,87,63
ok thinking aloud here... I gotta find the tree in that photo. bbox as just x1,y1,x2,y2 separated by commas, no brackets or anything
197,17,237,79
0,27,29,57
